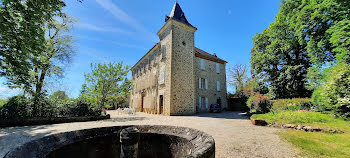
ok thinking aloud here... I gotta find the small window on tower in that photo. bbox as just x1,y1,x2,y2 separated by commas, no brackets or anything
182,41,186,46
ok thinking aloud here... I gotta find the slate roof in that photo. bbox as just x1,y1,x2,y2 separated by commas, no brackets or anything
165,2,193,27
195,47,227,64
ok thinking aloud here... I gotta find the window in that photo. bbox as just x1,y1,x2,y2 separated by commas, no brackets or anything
217,81,221,91
199,96,208,109
161,45,166,59
159,69,165,84
200,59,205,70
216,63,220,73
199,78,208,89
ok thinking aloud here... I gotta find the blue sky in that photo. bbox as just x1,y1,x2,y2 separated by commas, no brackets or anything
0,0,281,98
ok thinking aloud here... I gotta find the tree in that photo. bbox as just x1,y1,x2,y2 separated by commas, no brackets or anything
49,90,69,102
250,0,318,99
228,64,248,96
82,62,131,109
0,0,66,89
0,1,76,116
312,63,350,118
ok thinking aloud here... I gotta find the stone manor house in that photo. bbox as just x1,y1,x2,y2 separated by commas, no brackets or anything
129,2,227,115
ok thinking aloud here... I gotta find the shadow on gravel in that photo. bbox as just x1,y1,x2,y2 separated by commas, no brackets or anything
190,111,250,120
105,117,148,122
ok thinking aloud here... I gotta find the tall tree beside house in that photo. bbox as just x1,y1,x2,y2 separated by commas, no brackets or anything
250,0,350,116
250,0,350,99
82,62,131,110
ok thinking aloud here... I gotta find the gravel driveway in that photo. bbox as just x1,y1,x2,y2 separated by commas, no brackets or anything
0,111,298,158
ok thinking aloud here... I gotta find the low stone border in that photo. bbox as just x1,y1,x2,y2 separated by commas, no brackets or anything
0,114,110,128
268,123,344,133
250,119,343,133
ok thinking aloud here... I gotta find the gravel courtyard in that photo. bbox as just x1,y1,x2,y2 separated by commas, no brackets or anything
0,111,299,158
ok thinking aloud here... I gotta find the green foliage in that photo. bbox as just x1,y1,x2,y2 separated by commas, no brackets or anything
49,90,70,103
0,0,66,82
0,98,8,107
312,63,350,118
0,1,75,114
81,62,131,110
272,98,313,112
251,0,350,99
247,93,272,113
0,94,102,119
0,95,31,119
250,15,312,99
253,111,350,158
252,111,338,124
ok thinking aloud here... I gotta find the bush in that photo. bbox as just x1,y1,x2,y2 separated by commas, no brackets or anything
247,93,272,113
0,95,31,119
312,63,350,118
272,98,313,112
0,95,102,119
66,101,101,117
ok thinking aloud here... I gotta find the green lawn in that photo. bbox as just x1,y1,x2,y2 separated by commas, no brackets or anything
252,111,350,158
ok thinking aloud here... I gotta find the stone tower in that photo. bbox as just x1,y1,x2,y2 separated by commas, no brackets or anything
157,2,197,115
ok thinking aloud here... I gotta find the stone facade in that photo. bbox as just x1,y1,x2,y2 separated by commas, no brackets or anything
129,2,227,115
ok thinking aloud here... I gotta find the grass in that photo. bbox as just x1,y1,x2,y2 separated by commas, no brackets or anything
252,111,350,158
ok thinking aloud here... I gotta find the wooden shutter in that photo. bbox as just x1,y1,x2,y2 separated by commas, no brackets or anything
205,97,208,109
205,79,208,89
217,81,220,91
199,97,202,109
216,63,220,73
199,78,202,89
200,59,205,70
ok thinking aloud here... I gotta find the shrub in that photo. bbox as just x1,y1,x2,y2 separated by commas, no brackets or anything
0,95,102,119
272,98,313,112
0,95,31,119
312,63,350,118
247,93,272,113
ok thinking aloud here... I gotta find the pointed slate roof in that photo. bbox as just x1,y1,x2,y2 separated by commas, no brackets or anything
165,2,193,27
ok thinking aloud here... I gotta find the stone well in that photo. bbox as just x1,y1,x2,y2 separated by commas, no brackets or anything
4,125,215,158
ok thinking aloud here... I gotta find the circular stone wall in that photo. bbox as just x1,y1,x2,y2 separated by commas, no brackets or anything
4,125,215,158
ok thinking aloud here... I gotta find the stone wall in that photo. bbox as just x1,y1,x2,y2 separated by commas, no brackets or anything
168,20,196,115
131,18,227,115
194,56,227,112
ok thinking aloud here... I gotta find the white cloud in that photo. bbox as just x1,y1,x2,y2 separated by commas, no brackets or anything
77,35,147,50
95,0,146,32
95,0,158,41
75,23,133,35
0,87,22,98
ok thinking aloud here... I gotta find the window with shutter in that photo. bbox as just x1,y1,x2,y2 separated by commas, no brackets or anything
217,81,220,91
199,78,201,89
161,45,166,59
200,59,205,70
216,63,220,73
205,97,208,109
205,79,208,89
159,69,165,84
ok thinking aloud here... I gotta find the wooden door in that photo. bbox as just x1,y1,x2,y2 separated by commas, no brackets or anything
159,95,164,114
